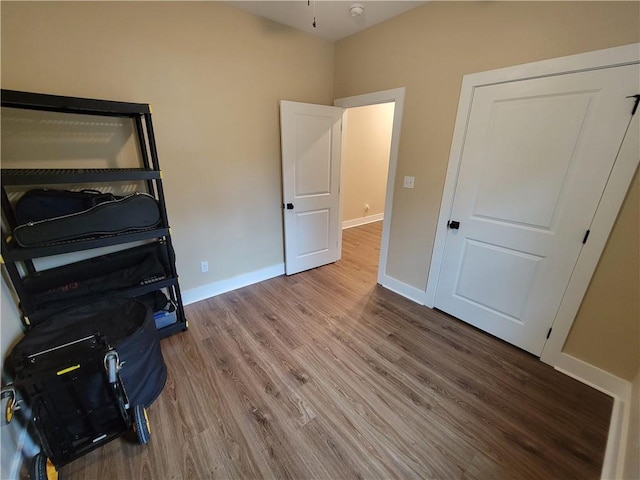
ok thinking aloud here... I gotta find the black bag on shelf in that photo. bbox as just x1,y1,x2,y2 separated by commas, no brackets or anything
15,188,119,224
8,297,167,409
22,243,170,320
13,193,161,247
135,290,178,329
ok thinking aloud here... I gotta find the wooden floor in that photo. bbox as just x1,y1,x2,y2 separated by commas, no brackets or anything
60,222,612,480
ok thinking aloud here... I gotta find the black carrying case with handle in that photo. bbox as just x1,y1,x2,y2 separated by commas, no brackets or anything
15,188,120,224
13,192,161,247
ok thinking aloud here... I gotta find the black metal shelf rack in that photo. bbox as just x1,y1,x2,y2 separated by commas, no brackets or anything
1,89,187,338
1,168,161,185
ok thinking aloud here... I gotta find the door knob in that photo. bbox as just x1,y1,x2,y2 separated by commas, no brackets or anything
447,220,460,229
286,203,294,210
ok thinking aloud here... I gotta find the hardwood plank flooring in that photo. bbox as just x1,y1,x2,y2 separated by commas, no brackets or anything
58,221,612,480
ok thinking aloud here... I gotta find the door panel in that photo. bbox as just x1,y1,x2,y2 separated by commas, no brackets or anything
280,101,342,275
295,115,333,196
296,209,330,256
435,64,639,355
472,92,593,229
455,239,544,322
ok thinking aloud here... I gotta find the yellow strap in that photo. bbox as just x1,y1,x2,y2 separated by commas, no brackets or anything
57,364,80,376
5,398,14,423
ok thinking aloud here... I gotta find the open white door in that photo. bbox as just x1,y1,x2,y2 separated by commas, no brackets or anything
434,63,639,356
280,100,342,275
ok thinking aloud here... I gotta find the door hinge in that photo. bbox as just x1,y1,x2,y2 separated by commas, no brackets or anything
582,229,590,245
546,327,552,339
627,94,640,116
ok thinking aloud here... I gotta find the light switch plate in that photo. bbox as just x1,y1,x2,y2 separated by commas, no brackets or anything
403,176,415,188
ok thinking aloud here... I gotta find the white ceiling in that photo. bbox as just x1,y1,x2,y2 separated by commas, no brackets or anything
226,1,428,41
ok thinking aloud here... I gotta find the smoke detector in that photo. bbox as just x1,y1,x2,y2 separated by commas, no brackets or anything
349,4,364,17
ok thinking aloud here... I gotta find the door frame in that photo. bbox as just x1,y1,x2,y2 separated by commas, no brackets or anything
334,87,406,288
424,43,639,367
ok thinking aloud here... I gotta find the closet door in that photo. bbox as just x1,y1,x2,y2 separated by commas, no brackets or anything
434,63,639,355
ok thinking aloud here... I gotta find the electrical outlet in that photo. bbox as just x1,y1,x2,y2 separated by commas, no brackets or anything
403,176,415,189
201,261,209,273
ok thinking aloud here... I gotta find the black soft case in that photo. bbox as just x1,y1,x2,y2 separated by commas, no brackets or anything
15,188,119,224
13,193,161,247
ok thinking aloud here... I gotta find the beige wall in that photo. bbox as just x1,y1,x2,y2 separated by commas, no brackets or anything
564,170,639,380
335,1,639,380
1,1,334,292
342,103,394,223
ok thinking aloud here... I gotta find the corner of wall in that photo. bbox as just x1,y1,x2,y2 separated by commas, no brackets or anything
552,352,634,480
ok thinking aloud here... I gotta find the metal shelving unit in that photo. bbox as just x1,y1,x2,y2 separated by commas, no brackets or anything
1,89,187,338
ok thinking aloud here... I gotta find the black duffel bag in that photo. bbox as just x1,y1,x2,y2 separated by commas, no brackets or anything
21,242,170,319
8,297,167,408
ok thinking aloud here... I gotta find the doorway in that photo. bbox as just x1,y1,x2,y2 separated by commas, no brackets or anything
340,102,394,233
335,88,406,287
279,89,405,279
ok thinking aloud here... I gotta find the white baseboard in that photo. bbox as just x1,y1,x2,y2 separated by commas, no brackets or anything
182,263,285,305
552,352,631,480
377,274,426,305
553,352,628,398
342,214,383,230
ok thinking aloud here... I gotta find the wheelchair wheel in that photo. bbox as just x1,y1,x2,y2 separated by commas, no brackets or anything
133,404,151,444
30,452,58,480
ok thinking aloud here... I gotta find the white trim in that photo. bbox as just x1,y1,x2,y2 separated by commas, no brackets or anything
602,393,629,480
334,87,406,288
423,65,475,307
377,275,426,306
452,43,640,88
342,213,383,230
541,110,640,364
553,352,632,480
181,263,284,305
608,386,633,480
